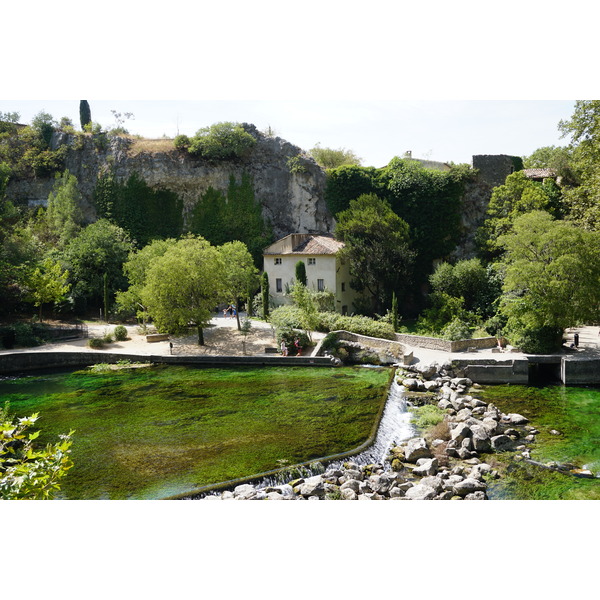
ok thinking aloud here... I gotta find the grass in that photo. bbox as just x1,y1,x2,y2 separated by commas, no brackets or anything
0,365,390,499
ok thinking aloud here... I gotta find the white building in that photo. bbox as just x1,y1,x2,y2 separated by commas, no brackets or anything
262,233,359,314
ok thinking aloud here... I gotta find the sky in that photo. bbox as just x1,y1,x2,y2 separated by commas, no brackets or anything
0,99,576,167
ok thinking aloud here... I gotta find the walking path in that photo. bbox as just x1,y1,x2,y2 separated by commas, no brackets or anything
1,316,598,368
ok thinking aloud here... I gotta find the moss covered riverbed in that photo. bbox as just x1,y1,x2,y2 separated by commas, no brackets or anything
479,384,600,500
0,364,390,499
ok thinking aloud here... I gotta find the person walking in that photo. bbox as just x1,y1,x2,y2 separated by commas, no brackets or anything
280,340,288,356
574,332,579,348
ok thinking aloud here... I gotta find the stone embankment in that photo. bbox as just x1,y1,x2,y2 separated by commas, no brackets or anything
202,361,537,500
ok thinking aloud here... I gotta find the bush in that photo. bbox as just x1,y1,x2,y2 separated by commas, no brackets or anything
186,122,256,160
508,325,564,354
87,337,106,349
269,305,305,330
276,328,310,355
113,325,128,341
440,318,473,341
316,312,396,339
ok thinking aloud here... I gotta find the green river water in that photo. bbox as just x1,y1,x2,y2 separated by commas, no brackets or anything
0,364,389,500
2,365,599,500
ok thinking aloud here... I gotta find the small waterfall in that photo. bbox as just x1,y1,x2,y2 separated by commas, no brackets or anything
327,378,415,469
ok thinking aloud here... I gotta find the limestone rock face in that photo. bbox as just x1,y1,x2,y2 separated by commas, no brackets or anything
6,125,332,239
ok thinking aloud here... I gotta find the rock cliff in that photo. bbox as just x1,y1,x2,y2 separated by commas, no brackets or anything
6,124,333,238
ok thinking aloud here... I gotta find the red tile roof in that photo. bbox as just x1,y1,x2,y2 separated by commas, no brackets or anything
292,235,344,255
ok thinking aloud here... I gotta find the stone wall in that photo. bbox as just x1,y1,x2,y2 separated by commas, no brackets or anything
394,333,497,353
0,351,335,375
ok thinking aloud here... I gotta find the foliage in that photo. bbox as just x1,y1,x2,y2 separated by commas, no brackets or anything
556,100,600,229
42,169,85,247
188,173,273,265
87,336,107,349
219,240,259,329
335,193,415,314
261,271,270,319
287,155,307,174
184,122,257,160
309,143,361,169
0,412,74,500
409,404,445,429
20,258,70,322
275,327,310,355
440,318,473,341
295,260,307,286
0,113,65,178
140,236,226,344
498,211,600,352
59,219,134,313
324,164,381,216
269,305,305,330
113,324,128,341
79,101,91,130
476,171,565,259
316,312,396,339
391,292,398,332
94,171,184,248
116,238,178,322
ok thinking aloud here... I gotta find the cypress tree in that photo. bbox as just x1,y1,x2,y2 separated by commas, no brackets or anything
392,291,398,332
261,272,269,319
295,260,307,286
79,100,91,130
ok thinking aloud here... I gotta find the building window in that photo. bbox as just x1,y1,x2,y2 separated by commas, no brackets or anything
317,279,325,291
308,258,316,265
276,278,283,293
341,282,346,292
274,258,282,265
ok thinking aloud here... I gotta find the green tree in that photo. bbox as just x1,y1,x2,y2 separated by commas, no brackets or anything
116,238,178,322
295,260,307,286
0,411,74,500
79,100,92,130
309,144,362,169
261,271,270,319
141,236,226,345
219,240,259,330
324,164,381,216
21,258,70,322
60,219,134,314
44,169,85,247
498,210,600,352
30,111,56,149
476,171,564,259
558,100,600,229
335,193,415,315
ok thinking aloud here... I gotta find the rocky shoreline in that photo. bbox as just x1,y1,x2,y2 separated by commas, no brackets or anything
202,361,542,501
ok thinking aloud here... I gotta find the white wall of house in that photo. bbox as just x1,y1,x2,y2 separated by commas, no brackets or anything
264,253,359,314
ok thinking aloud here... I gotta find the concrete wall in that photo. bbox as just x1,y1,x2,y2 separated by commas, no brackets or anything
562,358,600,385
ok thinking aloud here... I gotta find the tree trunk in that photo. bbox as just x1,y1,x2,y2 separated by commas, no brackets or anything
197,325,205,346
235,297,241,330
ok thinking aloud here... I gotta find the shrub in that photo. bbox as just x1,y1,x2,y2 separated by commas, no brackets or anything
269,305,305,330
440,318,473,341
316,312,396,339
113,325,128,341
174,134,190,150
87,337,106,349
186,122,256,160
276,327,310,355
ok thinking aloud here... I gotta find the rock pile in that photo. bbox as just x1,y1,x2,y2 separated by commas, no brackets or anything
202,363,538,500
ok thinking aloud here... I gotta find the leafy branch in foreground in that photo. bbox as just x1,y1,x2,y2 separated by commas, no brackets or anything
0,409,74,500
